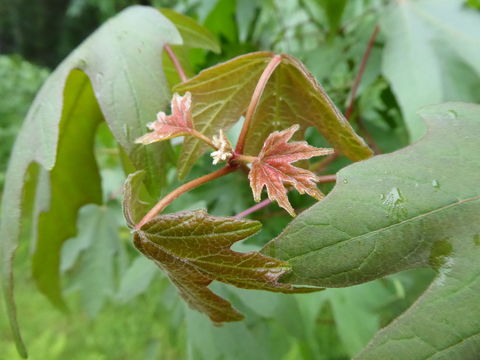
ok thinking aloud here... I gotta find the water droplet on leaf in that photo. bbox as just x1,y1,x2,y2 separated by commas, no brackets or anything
383,187,404,206
382,187,407,219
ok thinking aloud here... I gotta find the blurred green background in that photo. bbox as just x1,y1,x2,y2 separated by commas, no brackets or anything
1,0,479,359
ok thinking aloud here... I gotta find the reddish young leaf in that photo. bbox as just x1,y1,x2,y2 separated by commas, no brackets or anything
249,125,334,216
132,210,317,324
135,92,194,144
122,172,318,324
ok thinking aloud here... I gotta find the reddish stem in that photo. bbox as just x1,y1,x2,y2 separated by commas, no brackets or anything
235,55,283,154
345,25,380,121
191,129,217,149
136,166,235,229
235,174,337,218
235,198,272,219
164,44,188,83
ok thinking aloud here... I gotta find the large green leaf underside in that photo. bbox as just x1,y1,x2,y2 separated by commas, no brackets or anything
76,6,181,194
32,70,103,310
174,52,372,179
174,52,273,179
0,6,181,356
243,54,373,160
381,0,480,141
263,103,480,359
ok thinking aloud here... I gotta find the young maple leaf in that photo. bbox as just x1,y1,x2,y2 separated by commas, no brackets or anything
123,173,317,324
248,124,334,216
135,92,194,144
132,210,316,324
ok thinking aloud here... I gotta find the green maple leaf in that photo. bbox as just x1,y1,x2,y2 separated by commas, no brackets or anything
123,171,317,324
174,52,372,179
263,103,480,359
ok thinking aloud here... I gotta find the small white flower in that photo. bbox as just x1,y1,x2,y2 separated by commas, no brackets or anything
210,130,232,165
211,149,232,165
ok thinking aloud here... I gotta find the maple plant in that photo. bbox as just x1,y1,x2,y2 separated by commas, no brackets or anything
1,4,480,360
124,41,372,322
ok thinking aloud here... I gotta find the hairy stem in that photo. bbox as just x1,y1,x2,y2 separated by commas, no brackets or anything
136,166,235,229
235,174,337,218
164,44,188,83
235,55,282,154
233,153,257,164
191,129,217,149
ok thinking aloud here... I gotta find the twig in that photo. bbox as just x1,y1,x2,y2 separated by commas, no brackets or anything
234,174,337,218
235,55,282,154
345,25,379,121
235,198,272,219
164,44,188,83
136,166,235,229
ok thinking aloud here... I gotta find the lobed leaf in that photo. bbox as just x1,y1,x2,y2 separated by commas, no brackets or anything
249,125,334,216
123,172,317,324
0,6,181,356
31,71,104,310
173,52,273,179
243,54,373,160
263,103,480,359
174,52,372,178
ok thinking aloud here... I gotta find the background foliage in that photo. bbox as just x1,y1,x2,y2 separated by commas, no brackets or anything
1,0,479,359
